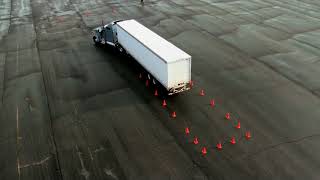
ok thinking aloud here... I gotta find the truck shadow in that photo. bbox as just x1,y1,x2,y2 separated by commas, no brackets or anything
93,44,175,101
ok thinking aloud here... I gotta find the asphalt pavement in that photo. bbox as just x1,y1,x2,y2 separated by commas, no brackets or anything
1,0,320,179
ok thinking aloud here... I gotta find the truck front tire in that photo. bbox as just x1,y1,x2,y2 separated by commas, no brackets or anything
93,37,99,45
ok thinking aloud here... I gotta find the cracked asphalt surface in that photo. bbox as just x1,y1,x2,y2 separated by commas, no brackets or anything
1,0,320,179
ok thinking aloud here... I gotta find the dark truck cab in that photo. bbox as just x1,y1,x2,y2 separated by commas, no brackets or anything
92,20,123,49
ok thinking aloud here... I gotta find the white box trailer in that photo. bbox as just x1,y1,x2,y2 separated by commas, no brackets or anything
92,19,192,95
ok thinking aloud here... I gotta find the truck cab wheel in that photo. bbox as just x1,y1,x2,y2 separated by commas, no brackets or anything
93,37,99,45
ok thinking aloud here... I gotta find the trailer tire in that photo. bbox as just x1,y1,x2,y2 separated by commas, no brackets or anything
157,84,168,98
118,46,124,53
115,44,126,54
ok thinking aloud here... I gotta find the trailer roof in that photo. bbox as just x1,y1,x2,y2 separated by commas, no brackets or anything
117,19,191,63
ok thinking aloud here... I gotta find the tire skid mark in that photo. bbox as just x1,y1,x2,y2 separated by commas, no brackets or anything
16,106,21,180
75,145,90,180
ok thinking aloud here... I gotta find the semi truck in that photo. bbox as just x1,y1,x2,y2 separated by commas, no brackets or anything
92,19,191,95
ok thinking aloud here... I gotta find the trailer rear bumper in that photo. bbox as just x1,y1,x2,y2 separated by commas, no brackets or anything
168,83,191,95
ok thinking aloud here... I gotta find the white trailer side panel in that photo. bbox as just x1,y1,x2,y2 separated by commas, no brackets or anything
116,25,169,87
116,19,191,92
116,19,191,63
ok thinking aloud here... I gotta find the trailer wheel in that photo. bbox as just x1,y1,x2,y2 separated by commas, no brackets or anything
157,83,168,98
117,45,126,54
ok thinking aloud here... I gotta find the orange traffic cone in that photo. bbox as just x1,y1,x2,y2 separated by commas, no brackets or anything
200,89,205,96
171,111,177,118
245,131,251,140
201,147,207,156
225,112,231,120
210,99,215,107
185,127,190,135
235,121,241,129
162,100,167,107
154,89,158,96
230,136,236,144
193,137,199,145
216,142,222,150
